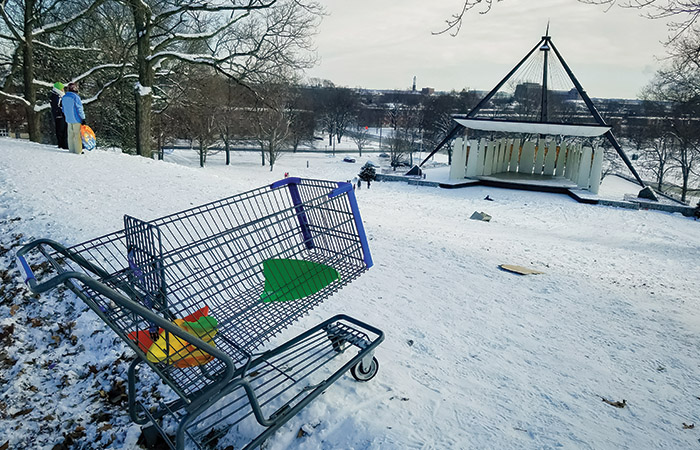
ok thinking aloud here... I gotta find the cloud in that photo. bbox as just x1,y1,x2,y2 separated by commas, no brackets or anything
307,0,670,98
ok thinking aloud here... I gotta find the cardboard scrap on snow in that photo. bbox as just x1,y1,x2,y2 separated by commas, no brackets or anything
499,264,544,275
470,211,492,222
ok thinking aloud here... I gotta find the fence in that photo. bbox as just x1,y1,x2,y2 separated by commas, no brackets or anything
449,137,604,194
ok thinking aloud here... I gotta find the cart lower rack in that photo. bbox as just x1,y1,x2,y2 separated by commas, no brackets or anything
16,178,384,449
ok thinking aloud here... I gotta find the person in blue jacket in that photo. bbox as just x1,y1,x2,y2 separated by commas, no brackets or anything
61,82,86,154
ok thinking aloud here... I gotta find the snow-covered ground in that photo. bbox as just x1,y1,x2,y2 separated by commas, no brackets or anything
1,138,699,449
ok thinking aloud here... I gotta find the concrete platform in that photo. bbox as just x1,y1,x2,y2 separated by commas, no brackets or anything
377,170,697,216
478,173,578,190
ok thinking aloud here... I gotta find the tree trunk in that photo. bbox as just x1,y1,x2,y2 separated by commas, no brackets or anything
131,1,153,158
23,0,40,142
681,167,689,203
225,139,230,165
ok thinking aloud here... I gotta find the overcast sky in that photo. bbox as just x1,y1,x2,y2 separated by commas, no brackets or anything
305,0,671,99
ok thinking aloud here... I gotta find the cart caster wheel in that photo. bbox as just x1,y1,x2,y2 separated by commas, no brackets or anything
351,357,379,382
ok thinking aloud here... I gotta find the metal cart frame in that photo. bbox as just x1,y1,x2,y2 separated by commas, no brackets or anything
16,178,384,449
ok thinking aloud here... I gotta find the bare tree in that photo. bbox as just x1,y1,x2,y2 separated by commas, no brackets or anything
387,103,421,168
645,63,700,202
350,125,370,157
286,86,315,153
124,0,320,158
317,86,358,149
644,133,675,190
0,0,128,141
215,78,252,165
252,84,292,171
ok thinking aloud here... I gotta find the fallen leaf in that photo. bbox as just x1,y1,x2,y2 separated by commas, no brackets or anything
0,440,8,450
11,407,33,418
9,305,18,316
0,324,15,343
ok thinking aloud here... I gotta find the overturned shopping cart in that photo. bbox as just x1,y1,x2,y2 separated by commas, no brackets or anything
16,178,383,449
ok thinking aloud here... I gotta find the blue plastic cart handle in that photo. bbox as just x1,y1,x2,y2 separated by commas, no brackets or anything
15,255,36,285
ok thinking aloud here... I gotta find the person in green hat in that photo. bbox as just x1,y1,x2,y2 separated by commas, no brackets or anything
50,82,68,149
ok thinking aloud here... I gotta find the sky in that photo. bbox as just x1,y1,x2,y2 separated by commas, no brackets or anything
305,0,672,99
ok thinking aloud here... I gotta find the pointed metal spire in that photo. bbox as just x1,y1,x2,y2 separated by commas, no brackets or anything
540,21,551,51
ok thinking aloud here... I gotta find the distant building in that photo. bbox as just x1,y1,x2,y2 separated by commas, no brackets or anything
421,87,435,95
514,82,541,102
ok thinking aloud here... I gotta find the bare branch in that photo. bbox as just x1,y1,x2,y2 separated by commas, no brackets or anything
32,0,107,37
83,76,122,104
155,0,277,24
433,0,501,36
0,89,30,106
33,40,102,52
152,11,251,54
71,63,132,84
0,1,24,42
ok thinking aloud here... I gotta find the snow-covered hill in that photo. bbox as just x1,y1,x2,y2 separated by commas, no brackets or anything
1,139,699,449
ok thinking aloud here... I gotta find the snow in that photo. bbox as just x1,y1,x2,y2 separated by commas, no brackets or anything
134,82,152,97
1,138,700,449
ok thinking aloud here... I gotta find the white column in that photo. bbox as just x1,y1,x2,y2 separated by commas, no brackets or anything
465,139,479,177
555,143,567,177
588,147,604,194
508,138,521,172
483,141,495,175
449,137,467,180
498,139,509,173
533,138,546,175
566,144,578,180
576,146,593,188
518,140,536,174
543,140,557,175
474,138,486,175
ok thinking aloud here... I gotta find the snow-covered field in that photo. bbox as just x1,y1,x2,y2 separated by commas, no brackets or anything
1,138,699,449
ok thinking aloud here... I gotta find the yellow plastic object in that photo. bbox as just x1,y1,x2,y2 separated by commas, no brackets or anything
146,316,218,367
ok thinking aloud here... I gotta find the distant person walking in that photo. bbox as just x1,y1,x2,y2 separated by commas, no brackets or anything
61,82,86,154
50,82,68,150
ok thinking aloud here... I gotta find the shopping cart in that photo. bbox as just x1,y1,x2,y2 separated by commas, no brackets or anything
16,177,383,449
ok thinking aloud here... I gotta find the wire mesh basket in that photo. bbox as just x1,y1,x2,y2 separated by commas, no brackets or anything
17,178,383,449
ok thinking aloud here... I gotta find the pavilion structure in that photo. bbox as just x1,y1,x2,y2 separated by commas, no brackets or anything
419,29,654,199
